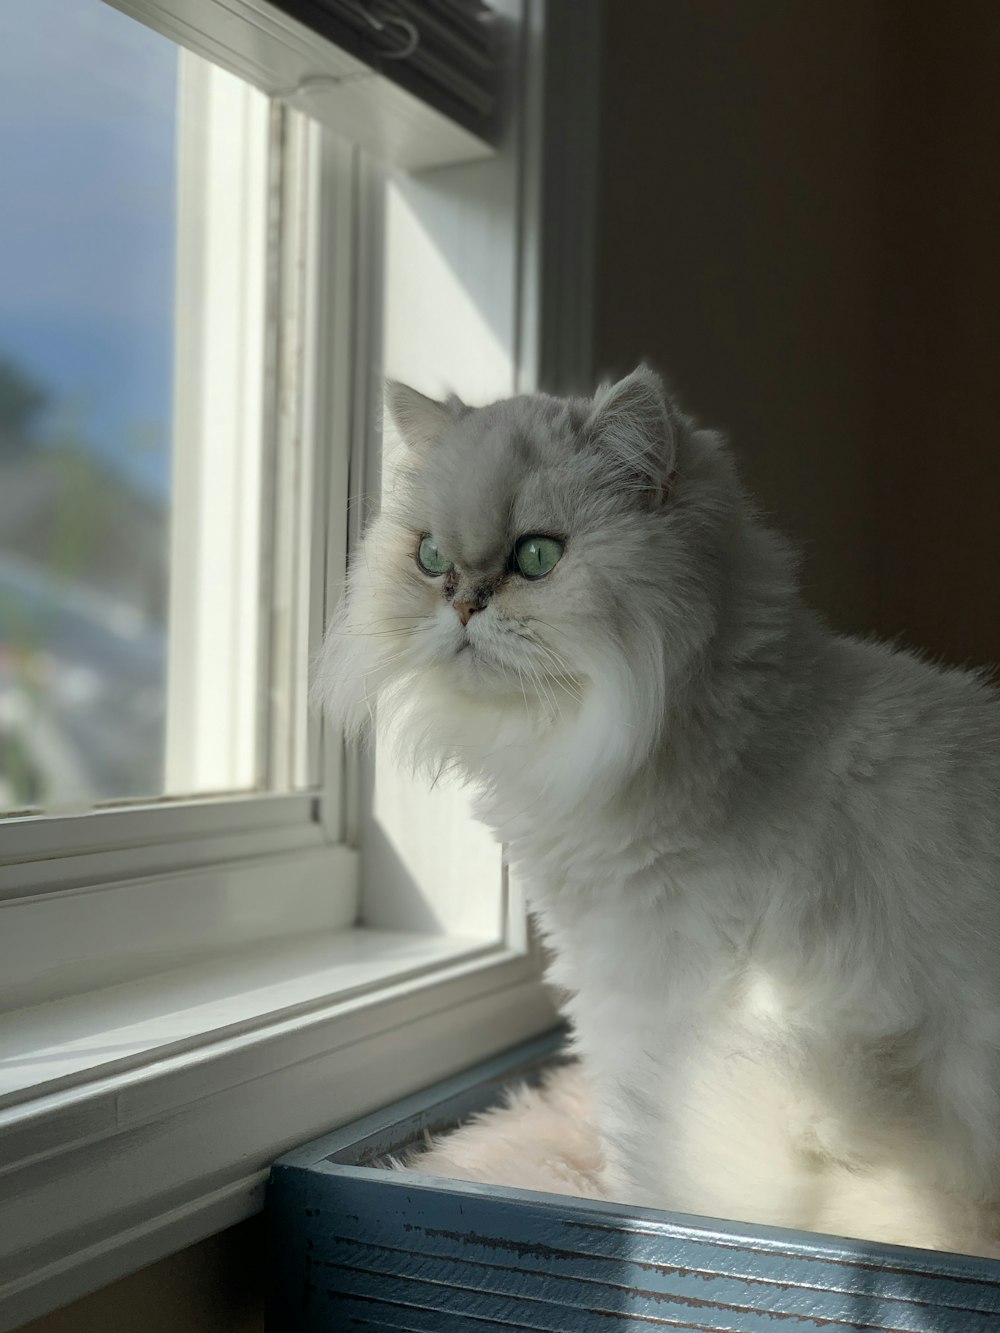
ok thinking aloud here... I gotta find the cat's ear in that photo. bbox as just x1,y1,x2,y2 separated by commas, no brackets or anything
585,365,678,507
385,380,467,451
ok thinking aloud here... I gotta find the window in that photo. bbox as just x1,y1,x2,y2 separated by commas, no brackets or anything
0,0,598,1325
0,5,321,815
0,1,186,811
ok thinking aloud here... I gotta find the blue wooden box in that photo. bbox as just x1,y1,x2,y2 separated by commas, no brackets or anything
267,1029,1000,1331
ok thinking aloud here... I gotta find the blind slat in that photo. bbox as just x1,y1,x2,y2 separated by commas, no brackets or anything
269,0,500,142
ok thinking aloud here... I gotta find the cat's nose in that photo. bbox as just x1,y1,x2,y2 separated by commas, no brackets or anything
453,600,480,627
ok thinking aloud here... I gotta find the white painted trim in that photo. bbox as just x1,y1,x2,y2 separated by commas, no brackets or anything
0,792,322,898
0,927,483,1106
166,52,272,796
101,0,493,170
0,790,313,862
0,936,558,1330
0,845,358,1012
339,146,386,851
264,108,323,794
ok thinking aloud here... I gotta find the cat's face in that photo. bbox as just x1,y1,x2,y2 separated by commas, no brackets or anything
317,366,731,787
372,387,641,704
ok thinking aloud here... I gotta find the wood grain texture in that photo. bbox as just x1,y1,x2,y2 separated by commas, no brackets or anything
268,1031,1000,1331
272,1170,1000,1331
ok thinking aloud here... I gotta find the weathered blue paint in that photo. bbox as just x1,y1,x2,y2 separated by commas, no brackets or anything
268,1030,1000,1331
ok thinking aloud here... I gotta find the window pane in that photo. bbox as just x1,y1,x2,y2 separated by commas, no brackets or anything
0,1,273,814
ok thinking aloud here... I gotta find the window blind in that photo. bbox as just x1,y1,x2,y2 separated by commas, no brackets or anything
268,0,499,142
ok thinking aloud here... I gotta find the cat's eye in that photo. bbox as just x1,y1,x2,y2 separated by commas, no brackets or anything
416,535,454,576
514,535,564,580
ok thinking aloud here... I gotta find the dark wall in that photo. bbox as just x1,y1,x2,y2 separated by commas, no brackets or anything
596,0,1000,665
873,1,1000,666
19,1220,263,1333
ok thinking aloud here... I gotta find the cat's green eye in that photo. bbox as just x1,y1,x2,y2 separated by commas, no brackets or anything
514,535,564,580
416,535,453,576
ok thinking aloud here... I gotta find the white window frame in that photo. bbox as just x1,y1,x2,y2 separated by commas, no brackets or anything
165,51,273,798
0,1,600,1327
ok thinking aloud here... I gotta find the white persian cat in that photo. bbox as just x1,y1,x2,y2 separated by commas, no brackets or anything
317,366,1000,1256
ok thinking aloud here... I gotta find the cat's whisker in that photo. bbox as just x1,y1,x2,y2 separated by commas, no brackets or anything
488,654,531,716
513,651,548,714
359,614,432,623
525,659,575,714
512,658,532,722
522,656,561,723
343,627,425,640
535,660,586,707
520,637,587,707
520,629,588,696
333,649,415,686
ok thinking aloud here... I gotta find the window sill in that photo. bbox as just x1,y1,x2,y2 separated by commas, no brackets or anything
0,928,557,1331
0,929,495,1109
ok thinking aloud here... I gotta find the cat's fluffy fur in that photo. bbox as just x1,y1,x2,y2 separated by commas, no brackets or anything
316,366,1000,1255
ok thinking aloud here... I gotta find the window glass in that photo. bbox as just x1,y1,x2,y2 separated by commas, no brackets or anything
0,0,272,812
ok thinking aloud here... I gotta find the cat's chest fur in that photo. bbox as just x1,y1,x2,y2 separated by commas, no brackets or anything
502,798,770,1048
521,850,926,1214
499,796,917,1088
533,858,755,1058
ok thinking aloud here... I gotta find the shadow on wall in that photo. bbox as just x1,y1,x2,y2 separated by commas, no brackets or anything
595,0,1000,667
19,1218,265,1333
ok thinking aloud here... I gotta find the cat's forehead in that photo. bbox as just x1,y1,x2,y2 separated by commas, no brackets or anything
451,394,584,472
406,395,588,566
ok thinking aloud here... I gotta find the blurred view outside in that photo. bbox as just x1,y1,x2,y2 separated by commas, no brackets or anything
0,0,276,816
0,0,177,812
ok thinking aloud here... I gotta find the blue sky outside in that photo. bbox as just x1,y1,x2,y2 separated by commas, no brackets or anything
0,0,178,500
